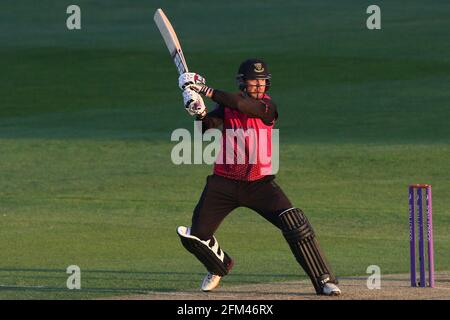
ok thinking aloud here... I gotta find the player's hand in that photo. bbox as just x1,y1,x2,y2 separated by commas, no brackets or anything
187,83,214,98
183,89,207,118
179,72,214,98
178,72,206,90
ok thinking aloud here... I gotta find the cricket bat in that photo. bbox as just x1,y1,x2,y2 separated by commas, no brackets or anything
154,8,189,75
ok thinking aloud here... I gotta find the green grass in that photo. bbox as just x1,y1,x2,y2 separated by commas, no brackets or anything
0,0,449,299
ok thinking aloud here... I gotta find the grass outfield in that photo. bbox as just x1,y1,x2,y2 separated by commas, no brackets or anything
0,1,449,299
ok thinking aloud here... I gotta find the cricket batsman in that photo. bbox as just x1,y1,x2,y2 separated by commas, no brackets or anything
176,58,341,296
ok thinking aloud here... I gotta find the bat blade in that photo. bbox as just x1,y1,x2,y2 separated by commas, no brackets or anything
154,8,189,75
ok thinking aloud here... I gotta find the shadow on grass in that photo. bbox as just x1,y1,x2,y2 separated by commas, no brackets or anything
0,267,300,293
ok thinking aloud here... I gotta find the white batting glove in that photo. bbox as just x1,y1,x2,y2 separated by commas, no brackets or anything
187,83,214,98
178,72,206,90
183,90,207,118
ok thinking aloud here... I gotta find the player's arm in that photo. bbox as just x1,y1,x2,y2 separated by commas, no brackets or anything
178,73,277,125
197,104,224,133
211,90,277,125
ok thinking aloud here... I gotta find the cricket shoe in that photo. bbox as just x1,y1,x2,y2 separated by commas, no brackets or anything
200,259,234,292
321,282,341,296
201,273,222,292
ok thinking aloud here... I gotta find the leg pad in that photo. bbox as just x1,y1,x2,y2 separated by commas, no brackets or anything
177,226,233,276
279,208,337,294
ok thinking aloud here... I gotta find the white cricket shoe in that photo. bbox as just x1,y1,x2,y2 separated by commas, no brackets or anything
201,272,222,292
322,282,341,296
200,258,234,292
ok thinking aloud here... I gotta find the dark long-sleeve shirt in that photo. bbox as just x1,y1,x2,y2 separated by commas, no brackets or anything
198,91,278,133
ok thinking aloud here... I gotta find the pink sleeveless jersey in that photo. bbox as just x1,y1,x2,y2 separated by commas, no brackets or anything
213,94,274,181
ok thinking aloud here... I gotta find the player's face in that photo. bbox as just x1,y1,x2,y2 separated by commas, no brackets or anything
246,79,266,100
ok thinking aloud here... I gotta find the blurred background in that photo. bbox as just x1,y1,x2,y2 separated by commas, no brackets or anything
0,0,449,299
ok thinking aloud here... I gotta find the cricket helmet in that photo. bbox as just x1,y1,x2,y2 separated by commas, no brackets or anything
236,58,271,92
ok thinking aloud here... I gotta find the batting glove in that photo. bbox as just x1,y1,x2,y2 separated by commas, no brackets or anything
179,72,214,98
188,83,214,98
178,72,206,90
183,90,207,118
